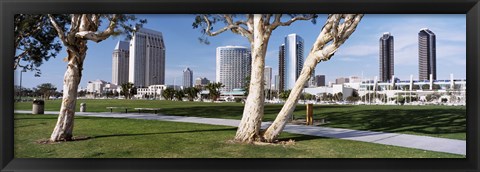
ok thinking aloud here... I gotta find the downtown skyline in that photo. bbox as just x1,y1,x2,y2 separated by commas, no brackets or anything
14,14,466,90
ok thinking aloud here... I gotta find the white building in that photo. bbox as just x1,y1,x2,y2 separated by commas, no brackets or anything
264,66,272,90
86,79,108,94
216,46,251,92
112,41,130,86
129,27,166,88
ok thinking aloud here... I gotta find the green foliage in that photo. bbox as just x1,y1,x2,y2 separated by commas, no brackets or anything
14,14,70,76
174,89,185,101
120,82,135,99
206,82,224,101
35,83,57,100
184,87,200,101
162,87,175,100
279,90,291,101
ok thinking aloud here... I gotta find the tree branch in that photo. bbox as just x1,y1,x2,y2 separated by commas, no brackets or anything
75,14,119,43
269,14,315,30
202,15,231,36
48,14,68,46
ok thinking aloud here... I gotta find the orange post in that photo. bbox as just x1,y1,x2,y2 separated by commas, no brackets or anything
306,103,313,125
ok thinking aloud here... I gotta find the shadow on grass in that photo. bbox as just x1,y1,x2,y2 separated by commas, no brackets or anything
320,108,465,136
91,127,237,139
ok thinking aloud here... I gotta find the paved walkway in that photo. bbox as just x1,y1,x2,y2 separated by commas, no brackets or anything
15,110,466,156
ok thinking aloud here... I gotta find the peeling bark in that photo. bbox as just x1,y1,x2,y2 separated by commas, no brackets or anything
263,14,364,142
234,14,270,142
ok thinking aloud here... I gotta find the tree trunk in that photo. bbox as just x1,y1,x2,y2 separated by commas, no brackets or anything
50,47,86,142
262,53,317,142
234,14,270,142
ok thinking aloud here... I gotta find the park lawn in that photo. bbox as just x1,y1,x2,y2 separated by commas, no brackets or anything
15,99,466,140
14,114,463,158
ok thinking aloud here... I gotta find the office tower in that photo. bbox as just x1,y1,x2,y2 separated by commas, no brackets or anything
316,75,326,86
282,33,304,90
336,77,349,85
274,75,280,91
183,67,193,88
216,46,251,92
307,69,316,87
264,66,272,90
129,28,166,88
379,32,394,82
418,28,436,80
195,77,210,87
278,44,285,91
112,41,130,86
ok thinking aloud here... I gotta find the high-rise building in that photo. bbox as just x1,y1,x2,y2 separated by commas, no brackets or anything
278,44,285,91
307,69,316,88
216,46,251,92
274,75,280,91
183,67,193,88
112,41,130,86
195,77,210,87
418,28,436,81
316,75,326,87
264,66,272,90
379,32,394,82
336,77,350,85
129,28,166,88
282,34,304,90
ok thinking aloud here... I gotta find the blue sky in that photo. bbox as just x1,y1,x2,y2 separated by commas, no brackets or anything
15,14,466,90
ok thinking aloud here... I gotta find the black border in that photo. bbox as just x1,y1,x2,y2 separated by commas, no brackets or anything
1,0,479,172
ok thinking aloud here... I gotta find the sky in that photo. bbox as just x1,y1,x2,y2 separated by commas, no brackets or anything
14,14,466,90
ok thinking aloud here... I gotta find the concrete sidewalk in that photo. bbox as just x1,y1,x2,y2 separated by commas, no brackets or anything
15,110,466,156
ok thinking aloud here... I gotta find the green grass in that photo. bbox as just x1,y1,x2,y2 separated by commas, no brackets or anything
14,114,463,158
15,99,466,140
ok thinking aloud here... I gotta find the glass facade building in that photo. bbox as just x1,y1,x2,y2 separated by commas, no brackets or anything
283,34,304,90
216,46,251,92
379,32,394,82
418,28,436,81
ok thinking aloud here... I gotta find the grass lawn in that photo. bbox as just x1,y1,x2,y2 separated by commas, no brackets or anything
14,114,463,158
15,99,466,140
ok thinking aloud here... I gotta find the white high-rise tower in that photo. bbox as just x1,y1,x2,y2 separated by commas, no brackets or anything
216,46,251,92
129,28,165,88
112,41,130,86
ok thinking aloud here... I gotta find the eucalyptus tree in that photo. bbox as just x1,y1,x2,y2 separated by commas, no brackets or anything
262,14,363,142
14,14,69,76
194,14,318,142
47,14,146,142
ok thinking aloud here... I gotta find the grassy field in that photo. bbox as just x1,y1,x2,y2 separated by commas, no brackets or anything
14,114,463,158
15,99,466,140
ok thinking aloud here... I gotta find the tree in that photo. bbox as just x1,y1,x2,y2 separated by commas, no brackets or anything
279,90,291,101
194,14,318,142
174,90,185,101
120,82,135,99
184,87,200,101
346,89,360,103
205,82,224,101
36,83,57,100
243,75,251,96
422,84,430,90
263,14,363,142
14,14,69,76
78,90,86,97
47,14,146,142
162,87,175,100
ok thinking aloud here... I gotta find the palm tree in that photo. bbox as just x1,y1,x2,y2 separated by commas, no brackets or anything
206,82,224,102
174,89,185,101
162,87,175,100
120,82,134,99
184,87,200,101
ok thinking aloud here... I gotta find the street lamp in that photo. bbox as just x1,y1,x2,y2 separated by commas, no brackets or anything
19,69,26,102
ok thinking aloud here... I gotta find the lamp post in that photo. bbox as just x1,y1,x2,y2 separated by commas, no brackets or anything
19,69,26,101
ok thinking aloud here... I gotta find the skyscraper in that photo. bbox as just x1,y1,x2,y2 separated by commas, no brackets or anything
316,75,326,86
379,32,394,82
183,67,193,88
129,28,166,88
112,41,129,86
278,44,285,91
216,46,251,92
418,28,436,81
264,66,272,90
282,34,304,90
